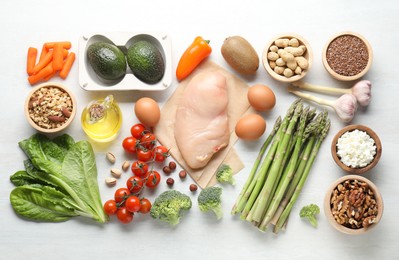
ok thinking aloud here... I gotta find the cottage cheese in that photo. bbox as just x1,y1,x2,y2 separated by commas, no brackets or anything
336,129,376,168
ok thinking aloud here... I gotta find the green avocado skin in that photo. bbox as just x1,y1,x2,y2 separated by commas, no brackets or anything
87,42,127,81
126,41,165,84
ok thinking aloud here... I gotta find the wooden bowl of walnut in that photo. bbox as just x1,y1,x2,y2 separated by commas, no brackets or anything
262,33,313,83
331,124,382,174
24,82,77,133
324,175,383,235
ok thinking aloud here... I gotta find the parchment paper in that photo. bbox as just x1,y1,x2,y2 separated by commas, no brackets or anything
154,60,252,188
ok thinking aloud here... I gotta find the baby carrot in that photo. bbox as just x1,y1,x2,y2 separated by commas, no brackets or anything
39,44,48,62
176,36,212,81
27,47,38,76
52,43,64,71
28,62,54,85
59,52,75,79
32,50,53,75
43,70,58,81
44,41,71,50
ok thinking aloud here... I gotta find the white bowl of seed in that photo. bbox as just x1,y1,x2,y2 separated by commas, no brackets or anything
24,82,77,133
322,31,373,81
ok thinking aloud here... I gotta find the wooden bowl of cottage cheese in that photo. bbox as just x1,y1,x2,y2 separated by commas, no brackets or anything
331,125,382,174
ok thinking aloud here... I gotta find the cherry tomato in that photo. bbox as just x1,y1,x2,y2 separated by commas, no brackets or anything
140,133,156,150
122,136,139,154
126,176,144,194
140,198,152,214
114,187,130,204
146,170,161,188
116,207,134,224
125,196,141,213
131,161,149,177
103,199,118,215
137,148,154,162
130,123,147,139
154,145,170,162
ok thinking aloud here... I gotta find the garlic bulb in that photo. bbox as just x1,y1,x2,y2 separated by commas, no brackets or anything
288,87,358,122
291,80,372,107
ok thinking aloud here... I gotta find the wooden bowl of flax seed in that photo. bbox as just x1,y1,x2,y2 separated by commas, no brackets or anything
24,82,77,133
322,32,373,81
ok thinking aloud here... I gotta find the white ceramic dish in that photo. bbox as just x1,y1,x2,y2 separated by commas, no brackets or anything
78,31,172,91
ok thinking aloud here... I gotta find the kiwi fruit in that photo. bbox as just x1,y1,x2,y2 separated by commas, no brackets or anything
221,36,259,75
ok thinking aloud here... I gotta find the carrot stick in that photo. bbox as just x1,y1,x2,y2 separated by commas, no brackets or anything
39,44,49,62
52,43,64,71
27,47,38,76
59,52,75,79
63,49,69,58
45,41,71,50
32,50,53,75
28,62,54,85
43,70,58,81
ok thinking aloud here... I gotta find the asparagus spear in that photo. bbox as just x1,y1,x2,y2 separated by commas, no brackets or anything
269,119,319,226
231,116,281,215
274,116,330,233
240,99,300,219
251,101,303,223
258,106,309,230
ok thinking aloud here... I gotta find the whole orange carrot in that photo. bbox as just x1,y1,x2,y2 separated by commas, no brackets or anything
27,47,38,76
59,52,76,79
32,50,53,75
52,43,64,71
176,36,212,81
28,62,54,85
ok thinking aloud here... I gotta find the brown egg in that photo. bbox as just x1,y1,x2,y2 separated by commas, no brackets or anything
235,114,266,140
247,84,276,111
134,97,160,127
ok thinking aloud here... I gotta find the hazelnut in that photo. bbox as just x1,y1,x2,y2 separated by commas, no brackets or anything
163,166,172,174
169,161,177,171
166,178,174,186
179,170,187,179
189,184,198,192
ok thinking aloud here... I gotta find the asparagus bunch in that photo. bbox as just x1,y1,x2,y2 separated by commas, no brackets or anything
231,99,330,234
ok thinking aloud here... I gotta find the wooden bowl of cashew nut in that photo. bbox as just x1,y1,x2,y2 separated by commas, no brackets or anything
262,33,313,83
324,175,383,235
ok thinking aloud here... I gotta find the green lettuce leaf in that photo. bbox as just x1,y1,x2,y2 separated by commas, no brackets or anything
10,134,108,223
10,185,77,222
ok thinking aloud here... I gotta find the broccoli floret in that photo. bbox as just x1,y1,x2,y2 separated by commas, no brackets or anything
299,204,320,228
150,190,192,226
198,186,223,219
216,164,235,185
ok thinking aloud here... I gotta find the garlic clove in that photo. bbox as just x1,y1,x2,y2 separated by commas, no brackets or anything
334,94,358,122
352,80,372,107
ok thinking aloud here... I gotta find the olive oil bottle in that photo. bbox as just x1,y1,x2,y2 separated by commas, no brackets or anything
81,95,122,142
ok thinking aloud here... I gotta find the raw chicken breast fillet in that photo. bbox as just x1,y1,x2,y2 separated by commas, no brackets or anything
175,71,230,169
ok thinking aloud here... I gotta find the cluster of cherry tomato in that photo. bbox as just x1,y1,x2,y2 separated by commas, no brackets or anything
103,189,152,224
103,123,170,224
122,123,170,163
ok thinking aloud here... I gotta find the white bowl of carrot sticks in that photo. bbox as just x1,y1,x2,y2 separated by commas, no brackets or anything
26,41,76,86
